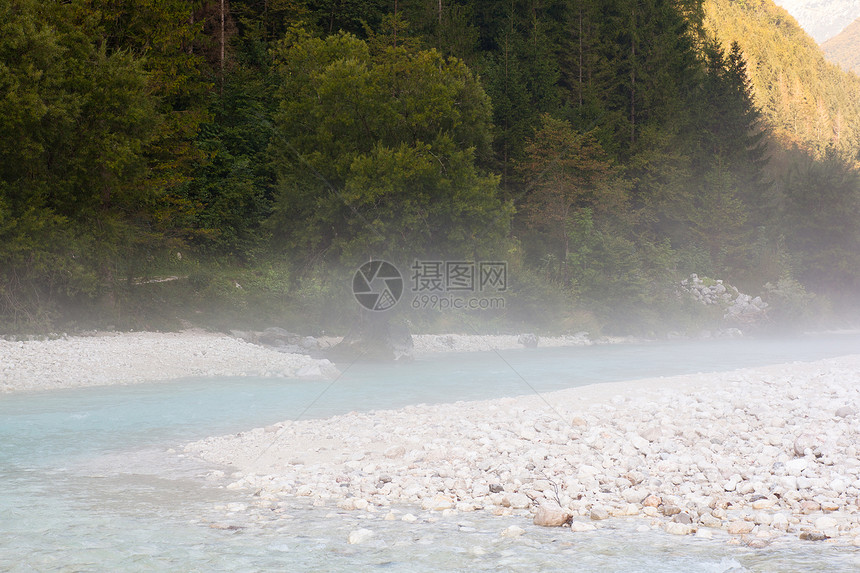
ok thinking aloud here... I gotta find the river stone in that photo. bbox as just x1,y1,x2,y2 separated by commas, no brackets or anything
821,500,839,512
501,525,525,538
800,531,828,541
752,498,776,510
786,458,809,475
642,495,662,507
640,427,663,442
699,513,722,528
673,512,693,525
815,516,838,530
533,505,572,527
835,406,857,418
779,475,798,490
422,494,454,511
665,522,692,535
772,513,789,530
384,445,406,459
353,498,369,510
571,521,597,532
746,538,771,549
618,503,639,516
457,502,480,512
590,506,610,520
660,505,681,517
793,434,817,457
727,521,755,534
337,498,356,510
502,493,531,509
628,433,650,451
348,528,375,544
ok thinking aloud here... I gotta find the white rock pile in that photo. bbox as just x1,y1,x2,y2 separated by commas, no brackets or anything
679,274,769,323
0,330,339,393
186,355,860,545
411,332,613,354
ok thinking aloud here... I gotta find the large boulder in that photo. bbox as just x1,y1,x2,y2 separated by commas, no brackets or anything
257,327,301,347
518,333,539,348
327,315,413,362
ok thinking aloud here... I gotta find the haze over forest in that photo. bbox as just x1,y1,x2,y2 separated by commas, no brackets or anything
1,0,859,335
773,0,860,43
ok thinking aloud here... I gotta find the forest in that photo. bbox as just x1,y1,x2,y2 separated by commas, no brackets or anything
1,0,858,335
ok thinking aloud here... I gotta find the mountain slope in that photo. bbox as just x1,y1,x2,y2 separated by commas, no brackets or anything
772,0,860,43
822,17,860,73
705,0,860,155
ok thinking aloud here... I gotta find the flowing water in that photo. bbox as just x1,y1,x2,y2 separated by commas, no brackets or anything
2,333,860,571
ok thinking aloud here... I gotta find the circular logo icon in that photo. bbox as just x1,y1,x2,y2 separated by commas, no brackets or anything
352,260,403,311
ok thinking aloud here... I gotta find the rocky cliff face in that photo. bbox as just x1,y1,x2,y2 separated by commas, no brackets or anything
773,0,860,43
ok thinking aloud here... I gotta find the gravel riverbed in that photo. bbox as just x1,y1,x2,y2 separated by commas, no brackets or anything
186,355,860,546
0,330,339,393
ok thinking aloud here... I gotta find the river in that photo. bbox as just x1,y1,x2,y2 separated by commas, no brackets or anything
2,332,860,571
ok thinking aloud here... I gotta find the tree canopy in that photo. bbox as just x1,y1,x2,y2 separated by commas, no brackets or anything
1,0,858,332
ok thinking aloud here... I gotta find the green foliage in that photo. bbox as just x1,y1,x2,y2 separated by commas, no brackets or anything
0,0,159,328
70,0,213,191
518,114,612,284
778,148,860,294
762,277,814,326
564,209,682,332
2,0,859,333
687,165,750,271
167,57,277,257
268,29,510,265
471,1,563,184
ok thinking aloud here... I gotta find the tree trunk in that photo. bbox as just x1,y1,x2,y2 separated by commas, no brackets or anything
630,7,636,146
220,0,225,93
578,9,583,108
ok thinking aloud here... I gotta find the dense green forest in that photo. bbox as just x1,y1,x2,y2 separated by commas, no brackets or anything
1,0,858,335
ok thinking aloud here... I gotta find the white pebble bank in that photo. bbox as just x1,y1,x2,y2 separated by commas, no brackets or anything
186,355,860,545
0,330,339,393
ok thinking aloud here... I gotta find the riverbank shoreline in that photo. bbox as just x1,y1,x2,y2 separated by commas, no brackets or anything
0,329,630,393
186,354,860,546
